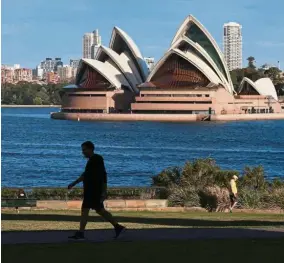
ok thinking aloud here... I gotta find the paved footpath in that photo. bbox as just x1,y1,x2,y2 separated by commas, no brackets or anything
2,228,284,245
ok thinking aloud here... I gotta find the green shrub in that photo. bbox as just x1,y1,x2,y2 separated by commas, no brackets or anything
238,187,266,209
261,188,284,209
239,166,267,190
1,187,167,200
152,158,284,210
199,186,230,212
168,180,199,207
152,167,181,187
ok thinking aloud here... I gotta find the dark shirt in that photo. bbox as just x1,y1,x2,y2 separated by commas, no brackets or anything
83,154,107,198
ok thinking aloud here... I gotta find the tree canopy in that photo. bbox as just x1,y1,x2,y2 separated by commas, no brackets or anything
1,82,67,105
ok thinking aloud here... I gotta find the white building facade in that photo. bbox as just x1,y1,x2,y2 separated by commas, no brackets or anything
223,22,242,71
83,29,102,59
144,57,155,72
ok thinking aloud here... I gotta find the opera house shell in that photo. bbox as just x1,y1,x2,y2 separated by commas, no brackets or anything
61,26,148,113
59,15,282,117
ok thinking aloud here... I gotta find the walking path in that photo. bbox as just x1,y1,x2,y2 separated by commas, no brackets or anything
3,228,284,245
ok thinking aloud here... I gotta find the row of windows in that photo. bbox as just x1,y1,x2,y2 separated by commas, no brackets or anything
243,108,274,114
68,94,106,97
132,110,211,114
141,94,210,98
228,102,253,104
135,101,212,104
62,109,104,113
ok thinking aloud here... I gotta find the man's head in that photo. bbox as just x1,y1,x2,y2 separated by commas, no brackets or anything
232,175,238,181
81,141,95,158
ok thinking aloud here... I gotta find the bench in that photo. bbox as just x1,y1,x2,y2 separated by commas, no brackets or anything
1,199,37,208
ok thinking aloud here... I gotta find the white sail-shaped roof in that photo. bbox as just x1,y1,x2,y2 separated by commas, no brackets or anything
239,77,278,101
96,45,139,93
109,27,148,82
79,58,131,90
171,15,234,93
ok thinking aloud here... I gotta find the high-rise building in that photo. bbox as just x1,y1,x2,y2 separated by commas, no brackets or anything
70,59,80,68
57,65,73,82
223,22,242,71
83,29,102,59
39,58,63,74
144,57,155,72
32,65,44,80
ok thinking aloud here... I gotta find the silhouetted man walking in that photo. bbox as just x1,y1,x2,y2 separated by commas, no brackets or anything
68,141,125,240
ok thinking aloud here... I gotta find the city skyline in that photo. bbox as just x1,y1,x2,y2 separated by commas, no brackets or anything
2,0,284,69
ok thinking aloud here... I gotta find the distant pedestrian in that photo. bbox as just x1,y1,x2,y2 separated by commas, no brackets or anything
68,141,125,240
15,189,27,213
229,175,238,213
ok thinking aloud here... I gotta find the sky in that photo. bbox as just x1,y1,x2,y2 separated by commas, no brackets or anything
2,0,284,69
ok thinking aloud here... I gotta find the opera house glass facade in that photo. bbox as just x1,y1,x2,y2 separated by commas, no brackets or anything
59,15,282,116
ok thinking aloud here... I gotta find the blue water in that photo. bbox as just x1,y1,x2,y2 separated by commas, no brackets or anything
1,107,284,187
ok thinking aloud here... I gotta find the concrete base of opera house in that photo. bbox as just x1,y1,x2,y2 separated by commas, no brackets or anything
50,112,284,122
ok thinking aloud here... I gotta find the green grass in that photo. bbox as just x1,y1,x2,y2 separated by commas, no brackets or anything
2,239,284,263
2,210,284,231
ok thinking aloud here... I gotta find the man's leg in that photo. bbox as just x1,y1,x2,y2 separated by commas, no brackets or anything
79,208,90,232
96,208,119,227
68,205,90,239
96,207,125,238
231,201,237,211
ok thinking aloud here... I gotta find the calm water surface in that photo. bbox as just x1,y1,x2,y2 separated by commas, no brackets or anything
1,107,284,187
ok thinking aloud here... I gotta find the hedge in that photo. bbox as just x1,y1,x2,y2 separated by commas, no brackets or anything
1,187,167,200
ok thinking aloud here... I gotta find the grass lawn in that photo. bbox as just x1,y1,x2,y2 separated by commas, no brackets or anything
2,238,284,263
2,210,284,231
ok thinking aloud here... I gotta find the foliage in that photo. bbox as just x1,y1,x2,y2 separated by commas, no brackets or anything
238,166,267,190
152,167,181,187
264,67,282,82
1,83,67,105
152,158,284,211
1,187,167,200
199,186,230,212
230,56,284,93
168,180,200,207
247,56,256,69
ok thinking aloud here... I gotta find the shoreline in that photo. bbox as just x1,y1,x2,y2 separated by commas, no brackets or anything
50,112,284,122
2,105,61,108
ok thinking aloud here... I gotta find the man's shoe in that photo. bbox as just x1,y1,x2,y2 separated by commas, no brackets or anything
68,231,85,240
114,225,126,239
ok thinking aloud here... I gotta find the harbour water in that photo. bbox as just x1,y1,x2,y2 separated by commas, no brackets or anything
1,107,284,187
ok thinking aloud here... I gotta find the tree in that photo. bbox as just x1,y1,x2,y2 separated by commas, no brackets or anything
264,67,281,82
33,97,43,105
1,83,64,105
247,56,256,69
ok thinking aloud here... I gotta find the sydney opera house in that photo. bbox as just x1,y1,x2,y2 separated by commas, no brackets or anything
52,15,283,121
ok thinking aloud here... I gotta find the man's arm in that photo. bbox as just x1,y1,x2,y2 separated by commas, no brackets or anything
68,173,85,189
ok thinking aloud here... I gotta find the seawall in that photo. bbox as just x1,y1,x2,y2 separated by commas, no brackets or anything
2,105,61,108
211,113,284,121
51,112,199,122
51,112,284,122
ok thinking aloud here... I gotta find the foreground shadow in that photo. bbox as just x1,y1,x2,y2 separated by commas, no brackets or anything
2,213,284,227
2,227,284,245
